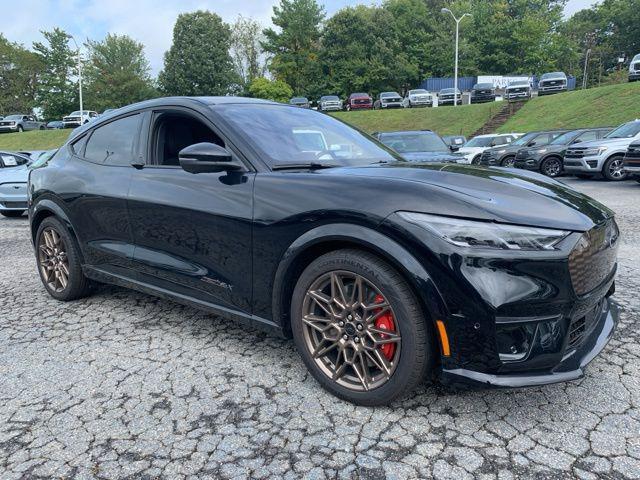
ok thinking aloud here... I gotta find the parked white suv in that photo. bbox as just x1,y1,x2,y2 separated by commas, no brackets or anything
403,89,433,108
457,133,519,164
62,110,98,128
629,53,640,82
564,120,640,181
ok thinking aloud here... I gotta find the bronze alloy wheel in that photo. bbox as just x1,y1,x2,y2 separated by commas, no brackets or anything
38,227,70,293
301,270,402,391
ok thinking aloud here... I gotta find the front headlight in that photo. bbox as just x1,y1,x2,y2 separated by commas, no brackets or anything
582,146,607,156
398,212,571,251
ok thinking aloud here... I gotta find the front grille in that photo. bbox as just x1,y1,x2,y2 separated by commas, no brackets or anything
569,219,619,296
565,148,587,159
509,88,525,93
633,63,640,72
0,122,10,126
564,160,583,167
625,145,640,160
567,300,604,349
354,99,369,105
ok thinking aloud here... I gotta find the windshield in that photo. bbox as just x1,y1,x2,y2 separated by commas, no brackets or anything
321,96,339,102
511,132,539,146
4,115,23,120
606,122,640,139
474,83,493,89
378,132,449,153
509,80,529,87
409,90,428,95
440,89,460,94
290,98,307,103
464,137,495,147
381,92,399,98
541,72,565,80
550,130,581,145
220,104,400,167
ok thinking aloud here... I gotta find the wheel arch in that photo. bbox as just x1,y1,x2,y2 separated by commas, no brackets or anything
272,223,447,338
30,199,83,261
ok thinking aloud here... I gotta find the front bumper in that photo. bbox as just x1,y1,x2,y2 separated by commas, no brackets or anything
471,95,495,103
380,101,403,108
505,91,530,99
629,72,640,82
514,156,541,171
349,104,372,110
63,121,82,128
538,85,567,95
439,97,462,105
563,155,603,173
409,98,432,106
0,126,18,133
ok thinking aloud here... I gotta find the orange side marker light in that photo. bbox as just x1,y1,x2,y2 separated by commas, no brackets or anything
436,320,451,357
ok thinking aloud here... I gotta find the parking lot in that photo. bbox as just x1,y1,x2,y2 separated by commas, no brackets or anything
0,177,638,479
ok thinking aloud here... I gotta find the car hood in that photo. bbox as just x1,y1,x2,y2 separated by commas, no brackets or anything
399,152,461,163
570,137,637,149
0,165,29,183
321,163,612,231
458,147,486,155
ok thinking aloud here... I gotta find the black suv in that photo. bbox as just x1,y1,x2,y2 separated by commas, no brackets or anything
514,127,612,177
470,83,496,103
28,96,620,405
623,141,640,181
480,130,568,167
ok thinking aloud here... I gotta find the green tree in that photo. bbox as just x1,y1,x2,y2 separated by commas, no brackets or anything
230,15,267,92
262,0,324,95
0,34,43,115
33,28,78,120
159,10,239,96
248,77,293,103
84,34,157,111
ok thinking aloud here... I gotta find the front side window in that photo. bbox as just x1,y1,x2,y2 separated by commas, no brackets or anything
84,114,141,166
220,104,400,167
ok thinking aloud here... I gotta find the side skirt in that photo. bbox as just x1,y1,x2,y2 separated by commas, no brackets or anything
83,265,284,336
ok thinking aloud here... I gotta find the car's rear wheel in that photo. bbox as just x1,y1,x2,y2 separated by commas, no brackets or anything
1,210,25,218
291,249,433,406
602,155,627,181
540,156,562,177
501,156,515,167
36,217,92,301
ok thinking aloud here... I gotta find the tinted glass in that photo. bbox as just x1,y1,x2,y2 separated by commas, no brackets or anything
576,131,598,143
512,132,538,146
220,105,399,167
379,132,448,153
4,115,22,120
464,137,494,147
606,122,640,139
550,131,581,145
0,153,28,167
84,114,141,166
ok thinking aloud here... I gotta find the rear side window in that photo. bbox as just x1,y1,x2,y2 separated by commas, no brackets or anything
84,114,141,166
0,154,27,167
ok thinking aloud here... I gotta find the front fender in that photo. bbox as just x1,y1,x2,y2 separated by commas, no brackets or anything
271,222,448,333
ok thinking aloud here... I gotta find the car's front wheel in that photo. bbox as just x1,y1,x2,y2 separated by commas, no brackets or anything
291,249,433,406
541,156,562,177
17,125,23,132
36,217,93,301
602,155,627,181
501,156,516,168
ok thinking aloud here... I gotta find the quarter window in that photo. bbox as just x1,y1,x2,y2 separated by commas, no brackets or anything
84,114,141,166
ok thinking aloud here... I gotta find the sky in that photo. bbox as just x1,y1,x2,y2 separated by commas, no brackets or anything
1,0,597,75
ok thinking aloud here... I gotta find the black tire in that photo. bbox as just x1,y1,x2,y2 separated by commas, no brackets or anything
291,249,434,406
540,156,563,177
602,155,627,181
501,156,515,168
1,210,25,218
39,125,45,130
471,155,481,165
35,216,93,301
17,125,24,132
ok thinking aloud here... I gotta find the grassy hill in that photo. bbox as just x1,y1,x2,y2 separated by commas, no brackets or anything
332,102,498,136
498,82,640,132
0,129,70,152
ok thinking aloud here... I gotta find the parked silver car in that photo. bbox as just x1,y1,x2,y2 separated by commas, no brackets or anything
0,151,31,217
538,72,567,95
629,53,640,82
0,114,45,133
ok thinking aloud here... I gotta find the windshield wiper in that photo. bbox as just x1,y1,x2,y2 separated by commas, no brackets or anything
271,162,338,171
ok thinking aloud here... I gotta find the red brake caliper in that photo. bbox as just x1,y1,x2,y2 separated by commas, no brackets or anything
374,294,396,360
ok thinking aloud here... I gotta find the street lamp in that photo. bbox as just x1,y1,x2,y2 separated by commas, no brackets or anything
66,34,83,117
441,8,471,107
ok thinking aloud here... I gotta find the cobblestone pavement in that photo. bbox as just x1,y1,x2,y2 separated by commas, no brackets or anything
1,178,639,480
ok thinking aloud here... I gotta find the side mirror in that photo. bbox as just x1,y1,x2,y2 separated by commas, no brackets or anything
572,139,582,144
449,145,460,152
178,143,243,174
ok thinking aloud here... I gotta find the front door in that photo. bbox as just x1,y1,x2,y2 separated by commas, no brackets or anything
127,108,254,314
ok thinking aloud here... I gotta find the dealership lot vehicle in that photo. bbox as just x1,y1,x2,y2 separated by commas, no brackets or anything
46,120,65,129
374,91,403,109
623,141,640,180
2,177,637,479
289,97,310,108
29,96,621,406
442,134,466,150
317,95,343,112
62,110,98,128
514,127,612,177
564,120,640,181
0,151,31,217
629,53,640,82
480,129,567,167
470,82,496,103
505,79,532,101
538,71,568,95
346,92,373,110
373,130,462,162
402,89,433,108
437,88,462,106
0,114,45,133
458,133,517,164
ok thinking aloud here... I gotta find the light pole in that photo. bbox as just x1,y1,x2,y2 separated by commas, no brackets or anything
441,8,471,107
582,48,591,89
66,34,83,116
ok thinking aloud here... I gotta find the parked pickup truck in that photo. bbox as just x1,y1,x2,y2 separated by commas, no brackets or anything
623,141,640,181
470,83,496,103
403,89,433,108
538,72,568,95
346,93,373,111
629,54,640,82
504,80,532,101
0,115,45,133
62,110,99,128
564,120,640,181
